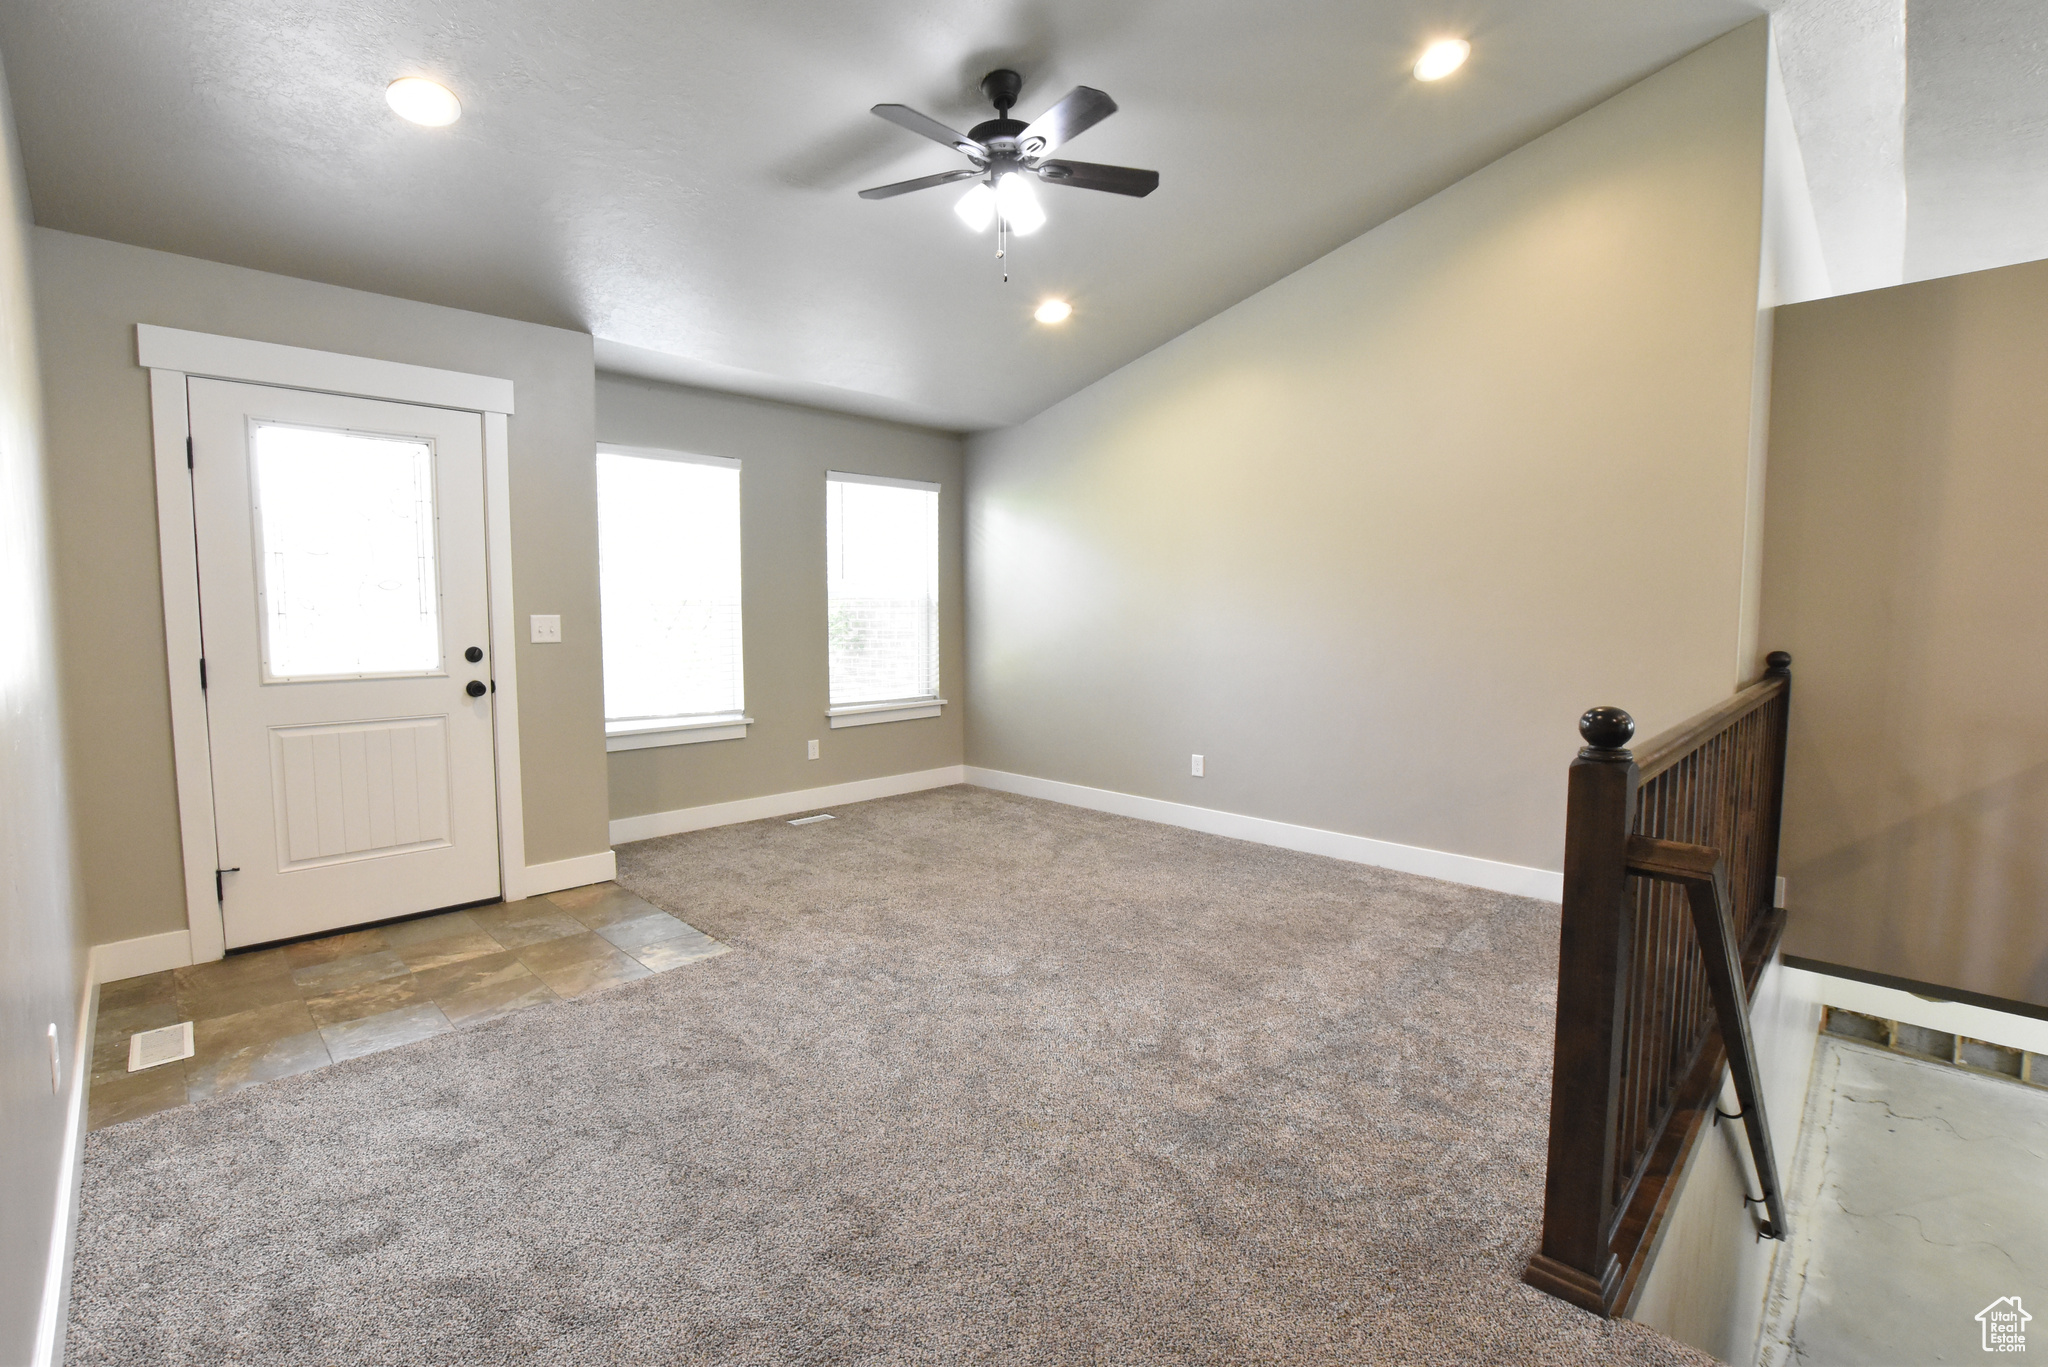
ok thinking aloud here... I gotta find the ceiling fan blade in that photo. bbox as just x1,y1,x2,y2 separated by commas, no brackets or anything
870,104,985,156
1034,160,1159,197
1019,86,1118,155
857,168,984,200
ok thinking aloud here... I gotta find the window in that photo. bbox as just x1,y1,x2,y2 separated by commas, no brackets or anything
596,446,747,750
826,472,943,727
252,422,442,681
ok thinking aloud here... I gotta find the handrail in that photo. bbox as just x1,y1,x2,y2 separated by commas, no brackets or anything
1631,673,1788,781
1524,652,1794,1317
1625,834,1789,1241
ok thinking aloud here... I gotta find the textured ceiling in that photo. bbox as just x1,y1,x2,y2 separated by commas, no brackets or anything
1770,0,1907,295
1770,0,2048,294
4,2,2044,429
1,0,1790,429
1902,0,2048,284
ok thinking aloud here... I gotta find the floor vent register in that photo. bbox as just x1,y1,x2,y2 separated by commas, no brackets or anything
128,1020,196,1072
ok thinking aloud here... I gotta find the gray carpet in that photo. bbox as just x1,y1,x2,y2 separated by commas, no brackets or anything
68,786,1711,1365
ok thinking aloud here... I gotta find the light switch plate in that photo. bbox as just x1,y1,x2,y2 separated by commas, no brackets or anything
530,614,562,644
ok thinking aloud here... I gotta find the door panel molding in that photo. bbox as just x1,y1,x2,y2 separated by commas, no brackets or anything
268,716,454,868
146,329,524,964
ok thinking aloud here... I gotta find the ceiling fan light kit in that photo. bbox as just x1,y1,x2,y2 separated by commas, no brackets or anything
993,172,1045,234
954,181,996,232
861,68,1158,281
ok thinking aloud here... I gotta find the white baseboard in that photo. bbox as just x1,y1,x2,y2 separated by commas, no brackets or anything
963,766,1565,902
610,765,968,845
35,955,95,1367
91,929,193,984
522,849,620,898
1806,969,2048,1056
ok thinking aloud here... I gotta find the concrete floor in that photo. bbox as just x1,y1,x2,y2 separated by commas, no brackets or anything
1758,1037,2048,1364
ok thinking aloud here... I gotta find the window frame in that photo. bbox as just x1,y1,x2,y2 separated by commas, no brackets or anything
596,442,751,752
823,470,946,728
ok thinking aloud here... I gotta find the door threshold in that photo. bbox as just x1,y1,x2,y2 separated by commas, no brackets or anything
227,893,510,958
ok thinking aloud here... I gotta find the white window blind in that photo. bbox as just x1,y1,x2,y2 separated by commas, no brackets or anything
597,447,743,727
827,472,939,707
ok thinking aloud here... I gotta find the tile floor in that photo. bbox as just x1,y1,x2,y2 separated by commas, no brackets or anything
87,882,727,1131
1758,1035,2048,1364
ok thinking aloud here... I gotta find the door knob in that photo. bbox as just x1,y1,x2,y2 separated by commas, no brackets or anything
466,680,487,698
465,646,483,663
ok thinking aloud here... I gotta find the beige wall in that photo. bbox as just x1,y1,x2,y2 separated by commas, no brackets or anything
0,57,87,1365
596,375,964,822
33,229,607,949
1765,257,2048,1008
965,22,1774,876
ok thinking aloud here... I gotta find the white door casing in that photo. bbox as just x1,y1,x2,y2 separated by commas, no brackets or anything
141,325,620,973
189,379,502,946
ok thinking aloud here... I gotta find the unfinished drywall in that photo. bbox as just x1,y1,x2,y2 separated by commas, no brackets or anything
1763,256,2048,1009
32,230,607,951
966,22,1776,879
0,55,87,1367
596,375,964,825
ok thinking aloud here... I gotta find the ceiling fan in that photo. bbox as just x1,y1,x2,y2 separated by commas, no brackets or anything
858,69,1158,269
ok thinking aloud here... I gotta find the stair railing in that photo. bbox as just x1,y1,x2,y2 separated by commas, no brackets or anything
1524,652,1794,1317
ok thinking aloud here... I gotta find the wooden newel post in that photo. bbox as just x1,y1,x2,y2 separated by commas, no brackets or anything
1525,705,1641,1315
1761,651,1793,892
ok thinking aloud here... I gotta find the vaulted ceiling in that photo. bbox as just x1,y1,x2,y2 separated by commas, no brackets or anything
2,1,2043,430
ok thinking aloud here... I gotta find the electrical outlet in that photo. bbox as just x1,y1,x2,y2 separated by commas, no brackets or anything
1774,875,1788,909
47,1023,61,1094
807,739,820,760
529,614,561,644
1191,754,1204,777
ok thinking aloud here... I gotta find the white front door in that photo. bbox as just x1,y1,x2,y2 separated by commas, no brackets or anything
188,378,501,948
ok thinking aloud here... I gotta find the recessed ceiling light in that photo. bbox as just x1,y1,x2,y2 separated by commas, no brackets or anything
386,77,462,127
1034,299,1073,324
1413,39,1471,82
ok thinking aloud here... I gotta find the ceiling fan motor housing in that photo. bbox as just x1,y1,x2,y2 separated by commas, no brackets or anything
968,118,1029,150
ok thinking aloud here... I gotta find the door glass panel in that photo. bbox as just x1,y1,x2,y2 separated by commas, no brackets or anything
251,422,443,680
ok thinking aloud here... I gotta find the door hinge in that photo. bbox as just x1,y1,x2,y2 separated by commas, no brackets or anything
186,435,194,469
215,867,239,902
199,657,208,690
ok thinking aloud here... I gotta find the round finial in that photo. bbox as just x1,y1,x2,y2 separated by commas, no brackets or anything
1579,706,1635,751
1765,650,1792,673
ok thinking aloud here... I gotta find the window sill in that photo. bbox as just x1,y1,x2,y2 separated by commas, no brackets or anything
826,699,946,729
605,715,753,752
